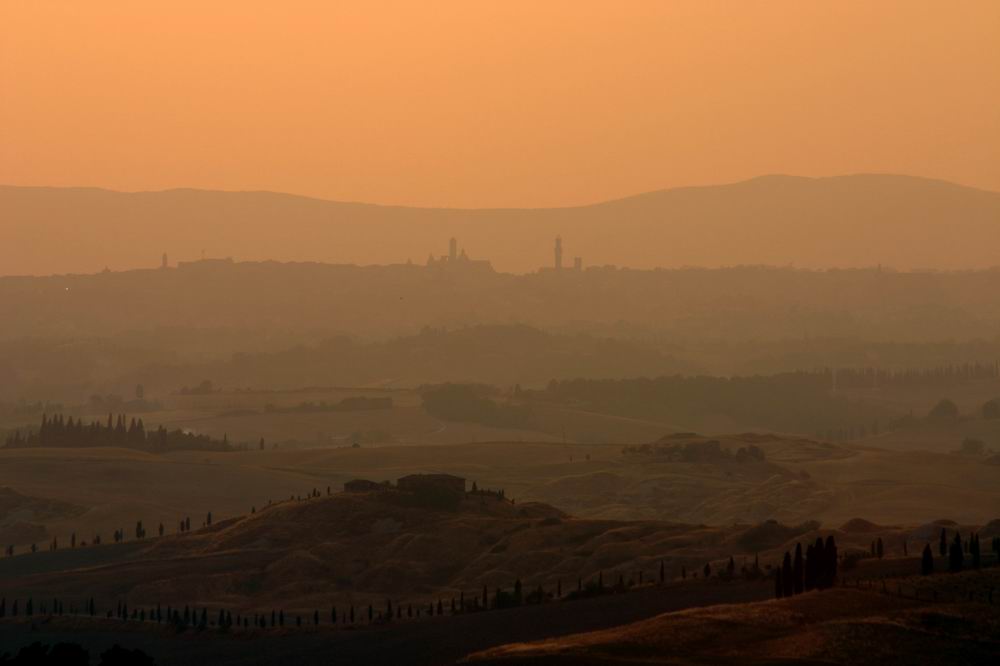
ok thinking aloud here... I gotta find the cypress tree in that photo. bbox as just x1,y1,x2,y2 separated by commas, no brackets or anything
804,543,815,591
876,537,884,560
921,543,934,575
823,535,838,588
781,552,794,597
792,544,804,594
939,528,947,557
949,533,964,572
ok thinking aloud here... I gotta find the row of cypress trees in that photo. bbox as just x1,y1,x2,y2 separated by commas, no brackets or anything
0,563,699,633
923,531,987,574
774,536,838,598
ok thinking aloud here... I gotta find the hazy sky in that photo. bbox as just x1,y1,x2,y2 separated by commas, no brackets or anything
2,1,998,208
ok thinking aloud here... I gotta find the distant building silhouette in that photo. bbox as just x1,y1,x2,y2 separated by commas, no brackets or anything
541,237,581,273
161,253,168,269
426,239,492,272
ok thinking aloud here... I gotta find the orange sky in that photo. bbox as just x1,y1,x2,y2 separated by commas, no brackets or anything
2,1,998,208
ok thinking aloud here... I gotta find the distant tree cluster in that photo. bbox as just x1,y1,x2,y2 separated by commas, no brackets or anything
87,390,160,414
264,396,393,414
539,375,884,436
623,439,765,463
3,413,239,452
774,536,838,598
421,384,535,429
821,362,1000,390
177,379,216,395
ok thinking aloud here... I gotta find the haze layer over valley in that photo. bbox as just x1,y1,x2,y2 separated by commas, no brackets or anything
4,1,1000,662
3,185,1000,666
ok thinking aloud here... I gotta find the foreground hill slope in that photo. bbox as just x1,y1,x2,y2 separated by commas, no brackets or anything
3,174,999,275
466,577,1000,665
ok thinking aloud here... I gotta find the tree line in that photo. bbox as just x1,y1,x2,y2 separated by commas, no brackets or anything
821,362,1000,390
3,413,239,452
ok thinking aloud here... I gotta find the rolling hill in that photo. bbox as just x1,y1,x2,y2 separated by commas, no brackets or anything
3,174,999,276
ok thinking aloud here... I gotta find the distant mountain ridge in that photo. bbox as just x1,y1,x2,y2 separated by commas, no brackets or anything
2,174,999,276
